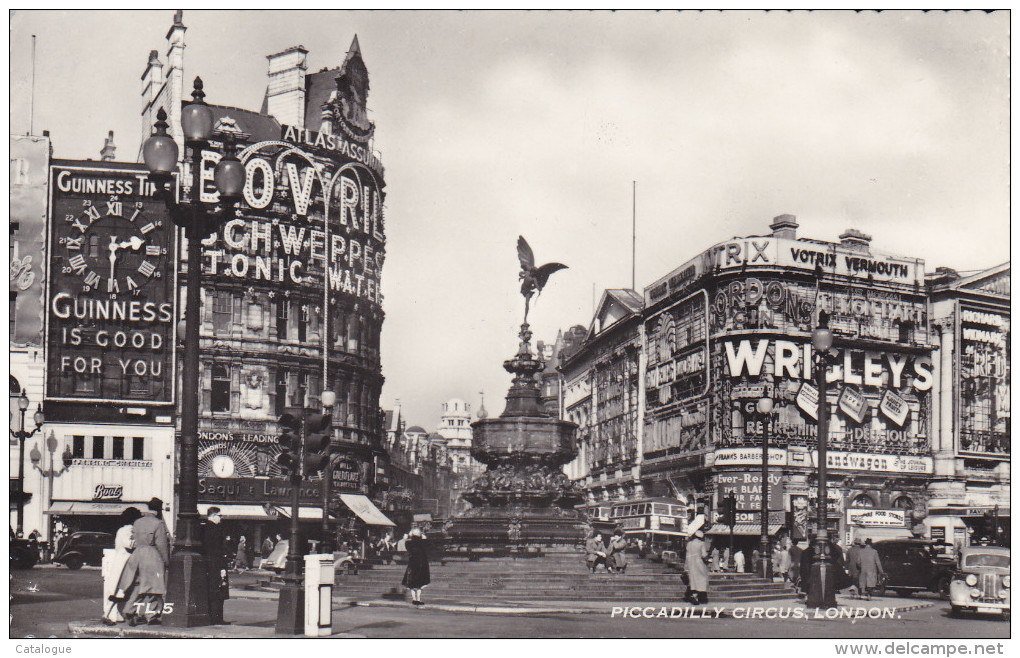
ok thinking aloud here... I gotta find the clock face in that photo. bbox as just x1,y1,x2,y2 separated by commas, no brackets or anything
63,196,168,297
211,454,236,478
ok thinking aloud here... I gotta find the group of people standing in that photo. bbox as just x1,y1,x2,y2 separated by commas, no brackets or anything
102,497,171,626
584,530,630,574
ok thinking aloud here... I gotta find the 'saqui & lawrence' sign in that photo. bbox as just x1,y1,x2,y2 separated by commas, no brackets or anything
45,164,177,404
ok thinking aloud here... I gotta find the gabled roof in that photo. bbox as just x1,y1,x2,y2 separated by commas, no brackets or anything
304,67,340,129
944,262,1009,297
586,288,644,341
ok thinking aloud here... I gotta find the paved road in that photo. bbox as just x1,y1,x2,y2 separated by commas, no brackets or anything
10,566,1011,639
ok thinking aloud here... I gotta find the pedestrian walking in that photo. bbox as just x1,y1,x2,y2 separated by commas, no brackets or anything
202,507,230,625
772,543,783,580
261,534,275,560
788,539,803,590
585,532,608,573
751,548,761,575
856,539,885,600
685,517,710,605
233,535,249,571
401,527,430,606
607,530,628,574
733,550,745,573
846,537,863,597
779,542,792,583
102,507,142,625
114,498,170,625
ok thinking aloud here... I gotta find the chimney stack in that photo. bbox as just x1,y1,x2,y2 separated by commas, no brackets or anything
839,228,872,253
100,131,116,161
769,214,798,240
266,46,309,129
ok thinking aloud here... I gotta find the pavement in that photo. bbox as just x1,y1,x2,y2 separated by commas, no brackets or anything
67,582,935,638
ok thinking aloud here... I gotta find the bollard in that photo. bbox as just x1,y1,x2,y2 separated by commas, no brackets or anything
303,553,335,637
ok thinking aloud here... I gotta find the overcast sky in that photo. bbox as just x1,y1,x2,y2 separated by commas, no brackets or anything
9,9,1009,431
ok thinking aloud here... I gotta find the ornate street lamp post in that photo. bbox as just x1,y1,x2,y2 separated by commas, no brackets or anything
11,392,44,536
143,77,245,627
30,431,73,560
319,390,337,553
806,311,839,609
756,396,773,580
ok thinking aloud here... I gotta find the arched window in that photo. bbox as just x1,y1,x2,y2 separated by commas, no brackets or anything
892,496,913,511
851,494,876,509
10,375,22,395
211,365,231,412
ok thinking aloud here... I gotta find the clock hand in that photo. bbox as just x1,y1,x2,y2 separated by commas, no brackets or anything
117,235,146,251
108,237,119,286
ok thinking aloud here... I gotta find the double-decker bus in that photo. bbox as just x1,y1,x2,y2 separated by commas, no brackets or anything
610,497,689,559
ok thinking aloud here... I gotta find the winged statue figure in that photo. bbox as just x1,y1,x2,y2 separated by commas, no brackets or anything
517,236,568,323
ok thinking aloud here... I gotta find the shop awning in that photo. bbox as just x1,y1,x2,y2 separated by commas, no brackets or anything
707,523,783,536
624,529,687,537
45,501,146,516
339,494,395,527
198,504,277,520
272,506,326,520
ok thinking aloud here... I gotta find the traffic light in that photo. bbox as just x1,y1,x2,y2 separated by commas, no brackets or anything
719,494,737,527
277,412,302,476
302,412,334,475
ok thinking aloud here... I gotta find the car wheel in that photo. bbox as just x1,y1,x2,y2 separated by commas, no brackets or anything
895,589,913,598
949,605,963,619
64,555,83,570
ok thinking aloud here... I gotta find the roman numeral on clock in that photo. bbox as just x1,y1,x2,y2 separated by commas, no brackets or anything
126,276,139,291
108,277,120,293
106,201,123,216
65,236,83,250
84,271,101,288
68,254,87,274
138,261,156,277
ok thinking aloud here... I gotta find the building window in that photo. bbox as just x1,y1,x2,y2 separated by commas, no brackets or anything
92,436,105,459
892,496,913,511
293,371,308,408
213,292,232,332
298,305,308,343
112,436,125,460
132,437,145,460
851,494,876,509
211,365,231,412
72,435,85,459
275,369,288,415
277,301,289,340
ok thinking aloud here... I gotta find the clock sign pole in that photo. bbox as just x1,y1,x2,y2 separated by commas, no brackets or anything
142,78,245,628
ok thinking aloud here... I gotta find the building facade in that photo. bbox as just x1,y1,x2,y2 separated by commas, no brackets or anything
561,291,645,502
136,13,391,544
927,263,1010,547
632,215,937,550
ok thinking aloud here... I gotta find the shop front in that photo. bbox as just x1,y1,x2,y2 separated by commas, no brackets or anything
44,424,175,538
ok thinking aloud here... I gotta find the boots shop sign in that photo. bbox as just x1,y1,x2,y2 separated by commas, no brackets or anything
45,164,177,405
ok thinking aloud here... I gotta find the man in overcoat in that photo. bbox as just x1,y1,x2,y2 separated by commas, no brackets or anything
202,507,230,624
856,538,885,600
116,497,171,625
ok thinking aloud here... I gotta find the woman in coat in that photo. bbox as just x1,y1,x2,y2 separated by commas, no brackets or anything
856,539,885,600
607,530,628,574
401,527,431,606
115,498,171,625
685,526,710,605
102,507,141,625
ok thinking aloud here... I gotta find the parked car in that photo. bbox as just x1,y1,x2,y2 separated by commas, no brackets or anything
53,531,114,569
258,540,358,574
872,539,956,598
948,546,1010,619
10,538,39,570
